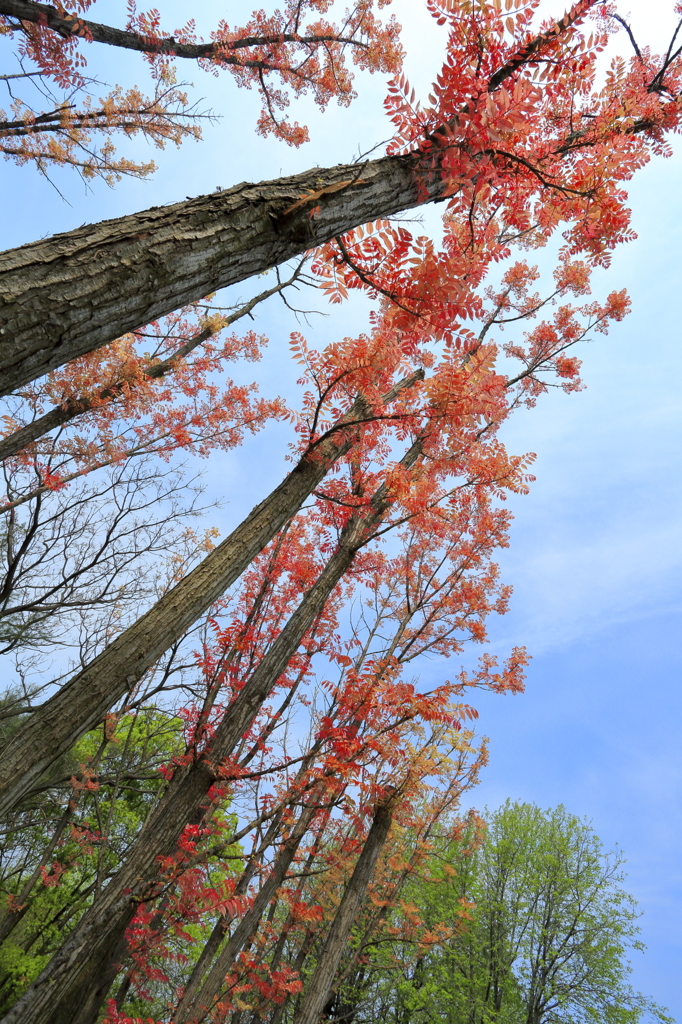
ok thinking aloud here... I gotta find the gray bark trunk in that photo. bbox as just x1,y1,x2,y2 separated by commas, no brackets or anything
265,928,316,1024
0,371,422,818
0,435,422,1024
293,800,395,1024
0,153,440,396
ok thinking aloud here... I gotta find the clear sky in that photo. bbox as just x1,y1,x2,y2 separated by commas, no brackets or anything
1,0,681,1016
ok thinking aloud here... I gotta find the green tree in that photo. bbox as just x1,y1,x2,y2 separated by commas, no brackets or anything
0,707,240,1015
354,802,672,1024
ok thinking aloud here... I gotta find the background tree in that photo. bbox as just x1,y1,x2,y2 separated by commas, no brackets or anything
350,801,672,1024
0,709,190,1014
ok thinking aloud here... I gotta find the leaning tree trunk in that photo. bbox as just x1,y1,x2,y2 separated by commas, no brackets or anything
0,152,440,396
172,801,320,1024
293,798,395,1024
0,370,423,818
169,802,306,1024
0,436,423,1024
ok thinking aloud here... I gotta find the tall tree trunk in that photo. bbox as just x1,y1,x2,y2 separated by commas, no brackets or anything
293,799,395,1024
0,370,423,818
0,154,438,396
0,437,422,1024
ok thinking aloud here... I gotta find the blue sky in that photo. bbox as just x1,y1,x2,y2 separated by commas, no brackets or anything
464,146,682,1012
2,0,681,1015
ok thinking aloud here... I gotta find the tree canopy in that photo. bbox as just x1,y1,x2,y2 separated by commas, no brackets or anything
0,1,678,1022
343,801,672,1024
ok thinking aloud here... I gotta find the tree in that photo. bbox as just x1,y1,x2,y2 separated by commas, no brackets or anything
0,0,654,817
0,456,213,658
351,801,672,1024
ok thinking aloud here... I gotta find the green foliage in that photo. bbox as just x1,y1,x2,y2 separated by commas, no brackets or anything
347,802,673,1024
0,709,184,1013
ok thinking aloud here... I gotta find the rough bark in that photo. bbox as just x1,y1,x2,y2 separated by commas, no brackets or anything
0,436,422,1024
0,370,423,818
293,799,395,1024
0,152,440,396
